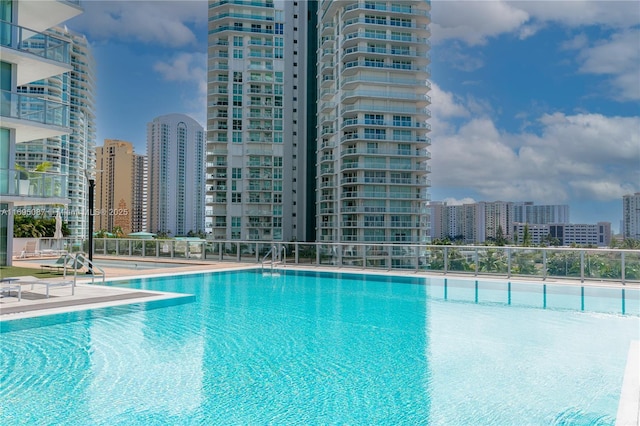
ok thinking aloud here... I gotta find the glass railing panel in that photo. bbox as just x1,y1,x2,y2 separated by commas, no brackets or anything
511,248,543,277
624,251,640,282
131,241,143,256
0,168,67,198
144,240,156,257
546,250,582,280
475,248,508,274
101,239,115,255
296,244,316,265
117,240,131,256
1,90,69,128
425,246,445,272
584,251,622,281
0,20,70,63
447,247,473,273
94,239,105,254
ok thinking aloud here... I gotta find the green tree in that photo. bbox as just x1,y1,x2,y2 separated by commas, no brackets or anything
522,224,532,247
112,226,125,238
493,225,508,246
478,249,507,273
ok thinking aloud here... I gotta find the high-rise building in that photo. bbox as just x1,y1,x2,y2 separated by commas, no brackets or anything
317,0,431,256
548,222,612,247
14,24,96,238
1,0,83,265
205,0,432,256
132,152,148,233
206,0,313,242
622,193,640,240
147,114,205,237
430,200,572,244
95,139,147,235
513,202,570,225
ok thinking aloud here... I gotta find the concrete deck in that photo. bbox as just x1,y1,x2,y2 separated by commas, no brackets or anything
1,258,251,320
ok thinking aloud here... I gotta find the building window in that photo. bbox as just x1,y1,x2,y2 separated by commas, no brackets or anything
232,192,242,203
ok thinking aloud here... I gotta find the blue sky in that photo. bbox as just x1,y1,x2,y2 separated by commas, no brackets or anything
66,1,639,232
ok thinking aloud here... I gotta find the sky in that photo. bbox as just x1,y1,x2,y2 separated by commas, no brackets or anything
65,1,640,232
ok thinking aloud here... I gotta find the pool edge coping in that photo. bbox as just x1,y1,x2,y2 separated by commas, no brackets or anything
616,340,640,426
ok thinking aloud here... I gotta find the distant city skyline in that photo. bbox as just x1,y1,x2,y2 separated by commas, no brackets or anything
66,1,640,231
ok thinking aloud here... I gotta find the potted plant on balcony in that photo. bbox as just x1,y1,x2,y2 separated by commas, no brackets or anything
16,161,54,196
15,164,30,195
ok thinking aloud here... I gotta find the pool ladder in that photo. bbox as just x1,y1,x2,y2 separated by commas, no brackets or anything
70,253,106,285
261,244,286,276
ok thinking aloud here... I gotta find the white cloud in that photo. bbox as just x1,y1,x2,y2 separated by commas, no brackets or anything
573,29,640,101
431,1,530,46
430,87,640,204
153,52,206,83
432,0,639,46
153,52,207,125
517,0,640,29
70,1,207,47
441,197,477,206
430,83,470,119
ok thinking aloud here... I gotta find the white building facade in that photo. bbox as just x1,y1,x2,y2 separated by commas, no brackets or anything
206,0,312,242
0,0,83,265
622,193,640,240
15,25,96,238
147,114,205,236
317,0,432,261
513,202,569,225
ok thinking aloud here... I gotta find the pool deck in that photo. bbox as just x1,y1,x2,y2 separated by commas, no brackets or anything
1,258,639,425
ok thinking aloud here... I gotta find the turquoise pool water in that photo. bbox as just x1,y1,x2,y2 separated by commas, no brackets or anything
1,269,639,425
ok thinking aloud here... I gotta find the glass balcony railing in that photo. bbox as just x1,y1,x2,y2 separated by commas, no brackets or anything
0,168,67,198
0,19,70,64
1,90,69,128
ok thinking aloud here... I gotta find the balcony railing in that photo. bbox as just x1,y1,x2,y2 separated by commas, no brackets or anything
1,90,69,128
0,168,67,198
0,19,71,64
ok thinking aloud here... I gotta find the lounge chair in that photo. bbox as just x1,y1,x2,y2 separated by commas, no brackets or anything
40,255,69,273
0,278,22,301
9,276,75,298
18,240,40,258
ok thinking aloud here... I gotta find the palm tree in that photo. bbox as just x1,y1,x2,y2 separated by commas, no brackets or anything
478,249,507,273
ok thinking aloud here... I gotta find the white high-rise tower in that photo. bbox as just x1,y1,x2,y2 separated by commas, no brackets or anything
147,114,205,237
317,1,432,267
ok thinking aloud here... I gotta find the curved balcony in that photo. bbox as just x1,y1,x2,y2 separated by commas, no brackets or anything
0,20,72,85
340,132,430,145
341,118,431,130
342,60,430,77
342,103,431,117
340,147,429,158
0,168,69,206
343,30,430,46
1,90,70,142
342,46,430,62
341,89,429,105
210,0,275,9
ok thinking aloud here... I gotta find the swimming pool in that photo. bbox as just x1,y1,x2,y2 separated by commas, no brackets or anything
1,269,638,424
